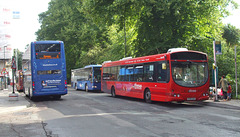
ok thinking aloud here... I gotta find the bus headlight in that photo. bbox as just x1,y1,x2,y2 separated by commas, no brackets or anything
203,93,208,96
173,94,180,97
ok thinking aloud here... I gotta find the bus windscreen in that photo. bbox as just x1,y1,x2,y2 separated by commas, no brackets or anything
35,44,61,59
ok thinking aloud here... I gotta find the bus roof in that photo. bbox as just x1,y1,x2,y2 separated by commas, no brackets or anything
102,50,207,67
71,65,102,71
32,41,64,44
84,65,102,68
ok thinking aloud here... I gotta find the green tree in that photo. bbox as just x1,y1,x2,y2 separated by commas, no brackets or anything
221,24,240,98
222,24,240,47
13,49,23,71
36,0,238,82
82,0,235,56
36,0,109,81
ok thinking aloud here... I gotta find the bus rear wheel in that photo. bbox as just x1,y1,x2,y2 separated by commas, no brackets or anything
54,95,61,100
144,89,152,103
111,87,116,97
28,88,34,100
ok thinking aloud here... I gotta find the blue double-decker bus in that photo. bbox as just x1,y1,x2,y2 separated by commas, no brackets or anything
71,65,102,92
22,41,67,99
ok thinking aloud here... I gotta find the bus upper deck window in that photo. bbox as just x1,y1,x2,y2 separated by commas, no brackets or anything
35,44,61,59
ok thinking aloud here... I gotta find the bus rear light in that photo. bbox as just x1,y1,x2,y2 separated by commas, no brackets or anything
65,80,67,88
32,82,35,90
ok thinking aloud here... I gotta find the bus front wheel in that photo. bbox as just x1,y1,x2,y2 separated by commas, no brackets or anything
144,89,152,103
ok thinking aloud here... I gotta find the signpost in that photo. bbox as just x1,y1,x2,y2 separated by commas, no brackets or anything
215,41,222,55
9,56,18,101
213,41,221,101
213,40,218,101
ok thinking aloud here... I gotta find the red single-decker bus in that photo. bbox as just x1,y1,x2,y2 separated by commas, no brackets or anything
101,48,209,103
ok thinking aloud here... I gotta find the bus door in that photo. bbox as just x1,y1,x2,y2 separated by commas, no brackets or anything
152,61,170,101
131,65,144,98
124,66,134,96
93,67,101,90
116,66,125,96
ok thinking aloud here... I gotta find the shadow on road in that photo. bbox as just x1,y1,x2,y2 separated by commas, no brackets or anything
74,89,104,93
24,95,65,103
107,95,205,109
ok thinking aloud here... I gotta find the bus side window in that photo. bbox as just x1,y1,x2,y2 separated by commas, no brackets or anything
111,66,117,81
158,62,168,82
134,65,143,82
119,66,126,81
103,67,110,80
143,64,154,82
126,66,134,81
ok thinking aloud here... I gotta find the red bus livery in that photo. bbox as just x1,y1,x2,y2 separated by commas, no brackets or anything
101,48,209,103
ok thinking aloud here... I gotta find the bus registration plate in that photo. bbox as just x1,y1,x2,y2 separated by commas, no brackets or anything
187,98,196,101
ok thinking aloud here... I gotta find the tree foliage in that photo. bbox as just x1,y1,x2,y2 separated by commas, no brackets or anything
220,24,240,96
36,0,238,84
222,24,240,47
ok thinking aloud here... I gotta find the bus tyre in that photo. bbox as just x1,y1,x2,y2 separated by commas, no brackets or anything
85,84,88,92
144,89,152,103
111,87,116,98
54,95,61,99
28,88,34,100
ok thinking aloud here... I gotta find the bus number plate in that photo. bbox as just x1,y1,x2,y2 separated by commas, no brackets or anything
187,98,196,101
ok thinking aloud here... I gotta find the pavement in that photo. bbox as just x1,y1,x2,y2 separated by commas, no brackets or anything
0,89,47,137
203,97,240,110
0,89,239,136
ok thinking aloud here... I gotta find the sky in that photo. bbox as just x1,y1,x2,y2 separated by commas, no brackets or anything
0,0,240,53
0,0,50,52
222,1,240,29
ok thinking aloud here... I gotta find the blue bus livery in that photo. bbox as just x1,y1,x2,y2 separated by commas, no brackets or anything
71,65,101,91
22,41,67,99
